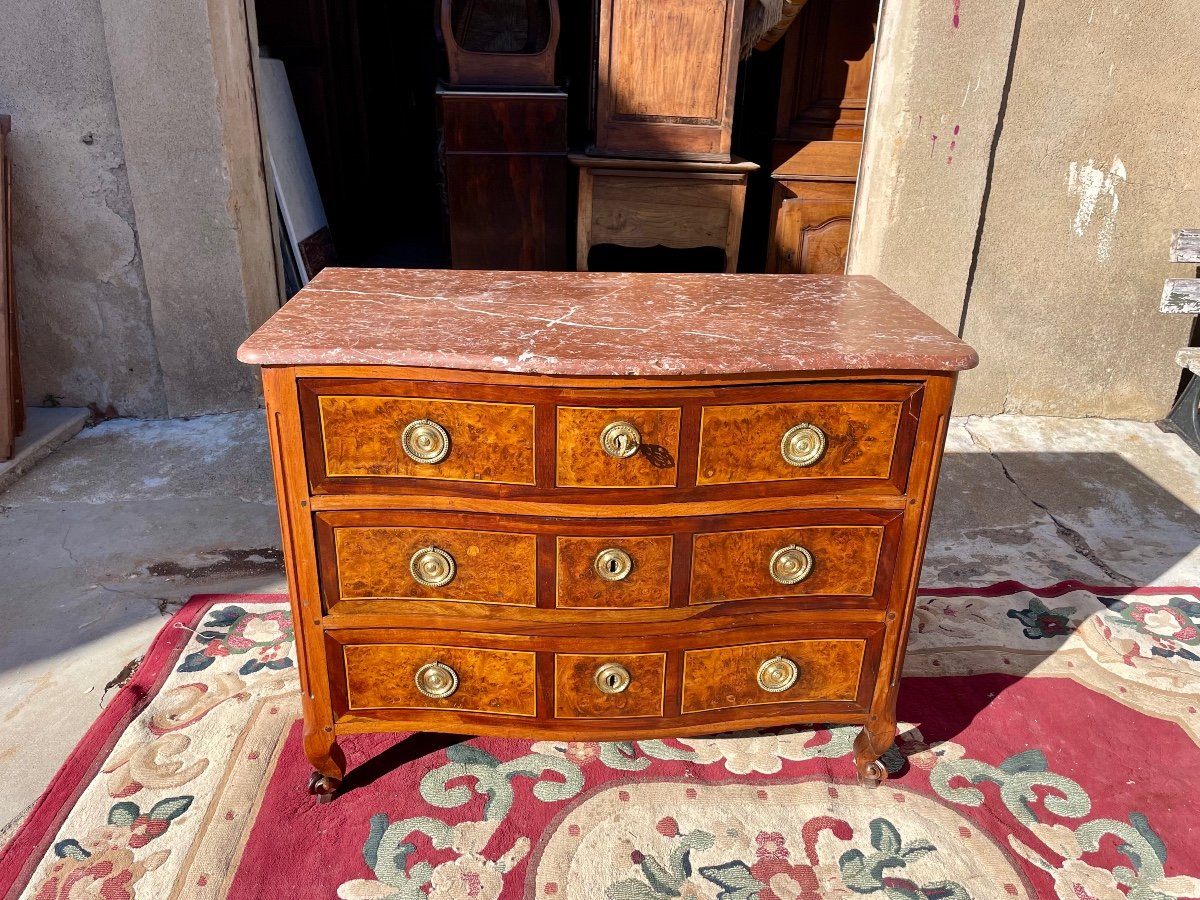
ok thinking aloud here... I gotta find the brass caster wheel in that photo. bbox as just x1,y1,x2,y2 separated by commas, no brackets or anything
308,771,340,803
857,759,888,788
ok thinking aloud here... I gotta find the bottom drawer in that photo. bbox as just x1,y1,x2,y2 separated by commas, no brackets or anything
327,622,882,731
681,638,866,714
341,642,537,717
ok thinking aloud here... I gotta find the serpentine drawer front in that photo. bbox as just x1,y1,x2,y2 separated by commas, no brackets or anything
238,268,977,800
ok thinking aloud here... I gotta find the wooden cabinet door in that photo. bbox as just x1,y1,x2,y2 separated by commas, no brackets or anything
768,183,855,275
594,0,742,160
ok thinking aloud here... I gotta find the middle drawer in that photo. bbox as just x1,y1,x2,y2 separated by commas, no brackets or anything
316,509,901,614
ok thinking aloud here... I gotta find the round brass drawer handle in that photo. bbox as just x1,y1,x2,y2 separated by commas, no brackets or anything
769,544,814,585
410,546,457,588
594,662,632,695
599,421,642,459
402,418,451,465
415,661,459,699
594,547,634,582
780,422,827,468
757,656,800,693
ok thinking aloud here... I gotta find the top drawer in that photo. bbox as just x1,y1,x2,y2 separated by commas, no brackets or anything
300,379,923,499
313,391,535,486
698,401,904,485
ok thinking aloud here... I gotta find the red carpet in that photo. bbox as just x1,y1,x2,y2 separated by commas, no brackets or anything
3,585,1199,899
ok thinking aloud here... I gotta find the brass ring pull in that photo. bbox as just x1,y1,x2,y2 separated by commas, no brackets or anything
594,662,632,695
599,421,642,459
780,422,827,467
769,544,814,585
415,661,459,698
402,418,451,464
757,656,799,693
594,547,634,582
410,546,457,588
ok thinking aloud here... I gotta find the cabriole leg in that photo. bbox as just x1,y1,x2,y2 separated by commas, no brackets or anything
854,719,895,787
304,727,346,803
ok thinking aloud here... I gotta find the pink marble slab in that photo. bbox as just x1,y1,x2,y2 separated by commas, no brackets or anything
237,269,978,374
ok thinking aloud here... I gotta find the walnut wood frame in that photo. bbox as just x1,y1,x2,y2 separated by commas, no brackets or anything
263,364,957,798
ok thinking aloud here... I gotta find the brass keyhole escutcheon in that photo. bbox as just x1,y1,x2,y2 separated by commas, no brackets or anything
402,418,451,464
415,661,459,699
594,662,632,695
410,546,456,588
757,656,799,693
599,421,642,459
594,547,634,582
769,544,814,585
780,422,827,468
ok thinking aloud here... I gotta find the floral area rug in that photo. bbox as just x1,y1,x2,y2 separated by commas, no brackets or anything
2,583,1199,900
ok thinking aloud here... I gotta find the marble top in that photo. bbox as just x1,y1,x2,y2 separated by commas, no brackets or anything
237,269,979,375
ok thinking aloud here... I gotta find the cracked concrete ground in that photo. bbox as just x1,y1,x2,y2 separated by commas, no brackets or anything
2,411,1199,837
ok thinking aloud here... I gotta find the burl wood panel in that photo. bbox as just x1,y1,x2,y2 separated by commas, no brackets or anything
689,525,884,604
697,401,903,484
554,653,666,718
343,643,537,716
556,406,681,488
556,535,673,609
333,526,537,606
681,638,865,713
318,394,535,484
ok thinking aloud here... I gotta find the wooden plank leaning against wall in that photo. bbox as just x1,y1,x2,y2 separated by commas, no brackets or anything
1,115,25,461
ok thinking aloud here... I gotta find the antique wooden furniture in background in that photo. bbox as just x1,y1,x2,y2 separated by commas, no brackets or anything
764,0,876,274
441,0,560,87
767,141,859,275
772,0,876,167
592,0,744,161
439,87,568,270
239,268,978,800
1,115,23,462
572,154,757,272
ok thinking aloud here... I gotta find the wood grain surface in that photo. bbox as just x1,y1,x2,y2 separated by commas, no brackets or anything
689,525,885,604
697,400,903,484
555,535,673,608
331,524,537,606
318,394,535,484
556,406,681,488
594,0,742,160
681,638,865,712
554,652,666,718
342,642,537,716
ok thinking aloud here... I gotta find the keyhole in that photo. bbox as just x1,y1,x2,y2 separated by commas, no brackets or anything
607,674,620,689
608,558,619,574
614,434,627,452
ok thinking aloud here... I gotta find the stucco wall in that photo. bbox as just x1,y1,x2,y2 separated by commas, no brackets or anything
852,0,1197,419
0,0,166,417
1,0,275,418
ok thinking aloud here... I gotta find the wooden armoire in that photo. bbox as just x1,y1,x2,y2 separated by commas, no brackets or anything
767,0,877,274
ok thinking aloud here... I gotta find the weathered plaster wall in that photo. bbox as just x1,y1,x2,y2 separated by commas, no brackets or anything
99,0,274,417
0,0,275,419
852,0,1197,419
0,0,166,417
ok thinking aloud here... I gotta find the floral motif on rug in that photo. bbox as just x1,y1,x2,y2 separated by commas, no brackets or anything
2,584,1199,900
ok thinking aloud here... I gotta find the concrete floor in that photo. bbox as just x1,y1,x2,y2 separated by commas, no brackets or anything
1,412,1199,839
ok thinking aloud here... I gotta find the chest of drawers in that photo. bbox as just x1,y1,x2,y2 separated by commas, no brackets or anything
238,269,977,800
